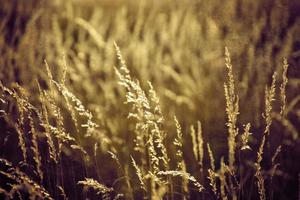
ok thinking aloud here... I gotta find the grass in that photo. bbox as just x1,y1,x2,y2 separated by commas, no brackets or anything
0,0,300,199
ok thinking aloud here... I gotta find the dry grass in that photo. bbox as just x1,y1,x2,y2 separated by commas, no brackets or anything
0,0,299,199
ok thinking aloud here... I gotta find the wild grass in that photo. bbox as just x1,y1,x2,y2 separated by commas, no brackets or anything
0,0,299,199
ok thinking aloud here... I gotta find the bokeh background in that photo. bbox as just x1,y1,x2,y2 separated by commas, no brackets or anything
0,0,300,199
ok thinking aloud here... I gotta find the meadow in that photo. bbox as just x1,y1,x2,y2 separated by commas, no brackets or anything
0,0,300,199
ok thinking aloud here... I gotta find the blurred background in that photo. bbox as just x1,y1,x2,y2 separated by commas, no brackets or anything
0,0,300,199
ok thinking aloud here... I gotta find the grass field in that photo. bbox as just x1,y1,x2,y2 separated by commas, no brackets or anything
0,0,300,199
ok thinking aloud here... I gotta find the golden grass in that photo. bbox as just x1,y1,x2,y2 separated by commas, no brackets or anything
0,1,299,199
0,44,296,199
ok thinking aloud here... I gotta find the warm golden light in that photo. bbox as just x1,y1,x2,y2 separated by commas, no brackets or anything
0,0,299,199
